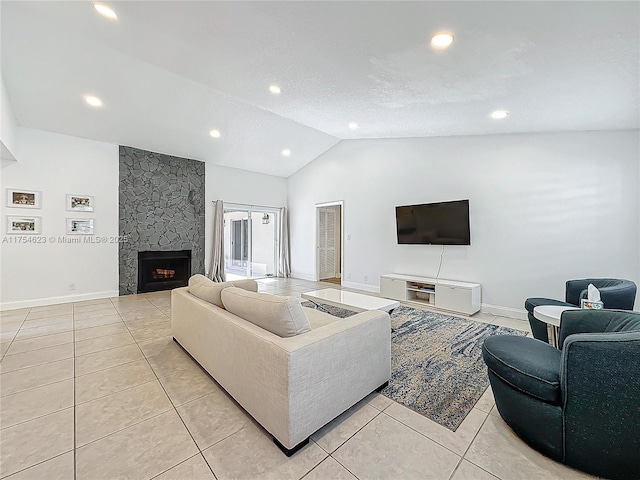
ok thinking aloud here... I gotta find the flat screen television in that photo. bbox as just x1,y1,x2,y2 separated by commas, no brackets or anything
395,199,470,245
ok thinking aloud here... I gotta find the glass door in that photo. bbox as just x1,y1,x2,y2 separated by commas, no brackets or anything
223,205,279,280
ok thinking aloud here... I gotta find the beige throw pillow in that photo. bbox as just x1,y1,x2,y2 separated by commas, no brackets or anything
221,287,311,337
187,274,258,308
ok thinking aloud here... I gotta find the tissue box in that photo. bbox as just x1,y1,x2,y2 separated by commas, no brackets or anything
581,299,604,310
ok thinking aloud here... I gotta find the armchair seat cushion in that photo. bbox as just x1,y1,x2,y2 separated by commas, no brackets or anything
525,297,574,315
482,336,562,404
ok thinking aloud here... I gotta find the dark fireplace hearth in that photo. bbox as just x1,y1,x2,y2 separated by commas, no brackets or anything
138,250,192,293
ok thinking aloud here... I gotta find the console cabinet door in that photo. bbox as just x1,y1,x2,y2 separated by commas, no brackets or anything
435,284,473,314
380,277,406,301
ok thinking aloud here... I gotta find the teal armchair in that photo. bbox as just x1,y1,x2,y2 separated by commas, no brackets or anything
482,309,640,479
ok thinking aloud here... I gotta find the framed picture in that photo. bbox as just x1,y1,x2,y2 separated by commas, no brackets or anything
66,194,94,212
7,216,42,234
6,189,41,209
67,218,94,235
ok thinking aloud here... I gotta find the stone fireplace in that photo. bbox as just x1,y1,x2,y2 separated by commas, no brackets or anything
119,146,205,295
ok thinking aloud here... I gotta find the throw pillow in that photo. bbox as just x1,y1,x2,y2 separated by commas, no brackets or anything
221,287,311,337
188,274,258,308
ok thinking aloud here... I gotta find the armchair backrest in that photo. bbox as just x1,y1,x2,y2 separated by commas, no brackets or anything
560,329,640,479
565,278,637,309
559,309,640,347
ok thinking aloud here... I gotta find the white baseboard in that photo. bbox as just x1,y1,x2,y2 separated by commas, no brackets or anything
340,281,379,293
1,290,120,311
481,303,528,321
290,272,317,282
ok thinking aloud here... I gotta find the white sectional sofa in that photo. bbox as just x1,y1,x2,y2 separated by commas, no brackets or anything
171,276,391,455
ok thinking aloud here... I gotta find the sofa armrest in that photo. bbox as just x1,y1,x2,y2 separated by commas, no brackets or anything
271,310,391,447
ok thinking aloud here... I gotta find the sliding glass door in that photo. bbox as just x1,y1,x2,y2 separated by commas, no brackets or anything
223,204,279,280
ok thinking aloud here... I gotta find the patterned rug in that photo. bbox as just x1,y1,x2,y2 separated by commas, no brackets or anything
302,301,526,431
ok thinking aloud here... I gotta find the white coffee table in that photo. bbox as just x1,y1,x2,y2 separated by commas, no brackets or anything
533,305,581,348
301,288,399,313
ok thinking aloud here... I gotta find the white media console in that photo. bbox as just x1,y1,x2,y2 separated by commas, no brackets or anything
380,273,481,315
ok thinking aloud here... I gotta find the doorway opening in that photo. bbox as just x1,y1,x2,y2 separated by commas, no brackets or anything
316,202,343,285
223,204,279,280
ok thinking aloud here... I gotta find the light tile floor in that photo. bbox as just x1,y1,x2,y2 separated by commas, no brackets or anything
0,278,595,480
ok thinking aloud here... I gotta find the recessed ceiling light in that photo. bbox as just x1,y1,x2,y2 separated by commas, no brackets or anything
430,32,454,49
281,148,291,157
349,122,358,130
84,95,103,107
491,110,509,120
94,3,118,20
209,129,221,138
269,85,281,95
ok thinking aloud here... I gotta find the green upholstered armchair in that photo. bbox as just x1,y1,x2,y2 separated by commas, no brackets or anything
482,309,640,480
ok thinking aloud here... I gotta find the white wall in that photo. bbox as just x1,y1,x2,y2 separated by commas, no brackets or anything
0,128,119,309
1,75,18,163
204,164,287,274
288,130,640,316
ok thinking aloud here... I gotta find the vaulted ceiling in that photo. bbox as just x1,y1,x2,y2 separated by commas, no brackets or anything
2,1,638,177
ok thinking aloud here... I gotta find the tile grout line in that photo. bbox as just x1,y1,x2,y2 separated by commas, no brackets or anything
457,409,501,479
0,449,74,479
71,301,77,480
75,378,159,407
74,355,144,379
0,404,75,432
0,370,74,399
377,408,466,459
460,407,491,459
149,452,215,480
0,308,31,362
4,337,75,358
73,406,174,451
1,353,75,376
323,407,385,455
448,459,465,480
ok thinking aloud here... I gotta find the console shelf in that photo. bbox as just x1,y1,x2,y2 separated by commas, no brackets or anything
380,273,481,315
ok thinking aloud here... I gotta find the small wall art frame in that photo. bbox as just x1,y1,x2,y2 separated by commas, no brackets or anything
7,216,42,234
6,189,41,209
67,218,94,235
66,194,94,212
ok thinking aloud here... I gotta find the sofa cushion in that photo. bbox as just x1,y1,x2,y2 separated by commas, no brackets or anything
302,307,341,330
221,287,311,337
188,274,257,308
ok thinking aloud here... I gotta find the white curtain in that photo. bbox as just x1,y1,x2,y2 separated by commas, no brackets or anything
277,207,291,278
208,200,226,282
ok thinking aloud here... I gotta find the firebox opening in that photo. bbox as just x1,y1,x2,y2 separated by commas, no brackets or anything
137,250,192,293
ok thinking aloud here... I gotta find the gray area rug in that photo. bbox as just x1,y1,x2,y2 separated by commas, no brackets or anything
302,301,526,431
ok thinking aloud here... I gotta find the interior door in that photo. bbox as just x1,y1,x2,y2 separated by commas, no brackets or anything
318,207,337,280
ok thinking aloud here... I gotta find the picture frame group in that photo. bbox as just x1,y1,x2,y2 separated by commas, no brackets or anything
5,188,96,235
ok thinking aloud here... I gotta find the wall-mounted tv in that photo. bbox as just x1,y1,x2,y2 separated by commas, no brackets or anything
395,199,470,245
